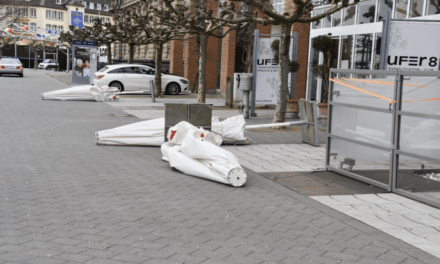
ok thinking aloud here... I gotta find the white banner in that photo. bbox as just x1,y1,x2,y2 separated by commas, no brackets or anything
255,38,279,105
386,21,440,71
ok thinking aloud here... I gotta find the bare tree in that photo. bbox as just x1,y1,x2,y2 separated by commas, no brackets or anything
222,0,359,123
135,0,189,97
110,5,149,64
164,0,246,103
0,34,13,59
21,38,56,70
0,4,25,59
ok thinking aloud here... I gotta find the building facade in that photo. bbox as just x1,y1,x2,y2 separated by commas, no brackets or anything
307,0,440,101
110,0,171,69
0,0,113,68
1,0,113,34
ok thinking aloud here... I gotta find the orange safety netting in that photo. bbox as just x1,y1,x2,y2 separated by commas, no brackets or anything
330,78,440,104
341,78,440,89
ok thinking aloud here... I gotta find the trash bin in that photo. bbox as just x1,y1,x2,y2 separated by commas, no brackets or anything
164,103,213,142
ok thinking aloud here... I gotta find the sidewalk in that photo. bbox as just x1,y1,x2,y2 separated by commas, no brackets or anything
107,93,440,261
15,70,436,263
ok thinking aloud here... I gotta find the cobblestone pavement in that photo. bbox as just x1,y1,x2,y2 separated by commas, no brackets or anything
0,70,439,264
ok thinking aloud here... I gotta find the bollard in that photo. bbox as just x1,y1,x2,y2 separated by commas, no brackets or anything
150,80,155,103
237,74,253,119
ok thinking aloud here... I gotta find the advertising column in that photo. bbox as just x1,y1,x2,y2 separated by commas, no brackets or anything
72,40,98,85
255,38,279,105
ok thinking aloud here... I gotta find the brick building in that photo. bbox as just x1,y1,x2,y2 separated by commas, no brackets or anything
169,0,311,101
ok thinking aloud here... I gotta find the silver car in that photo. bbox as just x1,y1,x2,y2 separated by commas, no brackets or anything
0,58,24,77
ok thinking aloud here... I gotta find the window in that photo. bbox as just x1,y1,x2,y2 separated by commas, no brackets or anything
90,2,95,9
427,0,440,15
6,8,12,16
104,5,108,11
14,8,19,17
343,6,356,26
97,4,101,10
31,8,36,18
106,18,110,23
46,24,51,31
357,2,376,24
410,0,424,17
312,10,322,29
98,67,109,72
341,35,353,69
395,0,409,19
322,8,331,28
52,25,57,32
373,33,382,69
46,10,51,19
109,67,136,74
58,12,63,20
355,34,373,69
139,67,155,75
56,0,62,4
84,15,89,23
52,11,57,20
378,0,393,21
58,25,63,32
333,10,342,27
22,8,28,18
31,23,37,30
90,16,94,23
270,0,284,14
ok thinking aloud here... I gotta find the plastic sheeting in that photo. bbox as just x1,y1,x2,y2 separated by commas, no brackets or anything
96,115,250,146
161,121,247,187
96,118,164,146
42,85,119,101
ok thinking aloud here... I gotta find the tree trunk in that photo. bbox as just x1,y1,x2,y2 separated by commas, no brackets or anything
107,42,112,65
191,72,198,93
197,33,207,103
154,42,163,98
225,76,233,108
128,43,134,64
34,49,38,70
272,23,291,124
67,48,70,73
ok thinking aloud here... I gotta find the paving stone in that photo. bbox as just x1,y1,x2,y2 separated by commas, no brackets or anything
0,71,437,264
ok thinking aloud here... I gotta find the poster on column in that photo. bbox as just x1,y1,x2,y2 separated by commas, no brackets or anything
386,20,440,71
255,38,279,105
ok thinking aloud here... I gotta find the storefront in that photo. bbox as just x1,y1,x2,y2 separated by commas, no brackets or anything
306,0,440,102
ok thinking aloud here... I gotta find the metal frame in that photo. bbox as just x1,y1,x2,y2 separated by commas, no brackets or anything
326,68,440,208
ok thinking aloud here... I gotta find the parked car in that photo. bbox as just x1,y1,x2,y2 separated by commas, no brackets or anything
38,59,60,70
0,58,23,77
93,64,189,95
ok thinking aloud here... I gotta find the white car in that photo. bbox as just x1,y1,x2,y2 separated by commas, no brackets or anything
38,59,59,70
0,58,23,77
93,64,189,95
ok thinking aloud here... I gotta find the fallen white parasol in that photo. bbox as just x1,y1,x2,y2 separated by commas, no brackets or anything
161,122,247,187
96,115,250,146
42,85,119,101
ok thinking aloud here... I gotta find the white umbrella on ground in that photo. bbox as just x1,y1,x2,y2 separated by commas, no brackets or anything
161,122,247,187
42,85,119,101
96,115,250,147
